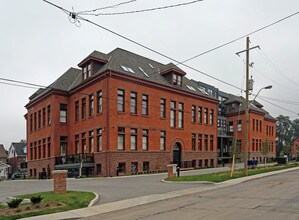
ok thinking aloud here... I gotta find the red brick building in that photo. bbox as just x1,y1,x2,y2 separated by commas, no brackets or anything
224,97,276,163
291,137,299,159
25,48,218,178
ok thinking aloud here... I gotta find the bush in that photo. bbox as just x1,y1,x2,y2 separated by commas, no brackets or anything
30,195,43,205
7,198,23,209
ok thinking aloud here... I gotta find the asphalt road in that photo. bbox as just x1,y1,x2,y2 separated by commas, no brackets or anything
0,166,231,204
85,169,299,220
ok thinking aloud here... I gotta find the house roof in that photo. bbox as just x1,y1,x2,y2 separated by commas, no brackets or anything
28,48,217,105
0,144,7,158
10,142,26,157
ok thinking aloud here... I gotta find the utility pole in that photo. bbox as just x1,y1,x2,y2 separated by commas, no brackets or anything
236,37,259,176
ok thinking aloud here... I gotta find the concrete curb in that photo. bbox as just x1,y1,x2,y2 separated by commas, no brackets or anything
161,179,215,184
88,192,99,207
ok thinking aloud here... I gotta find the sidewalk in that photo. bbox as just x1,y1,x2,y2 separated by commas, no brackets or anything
22,165,298,220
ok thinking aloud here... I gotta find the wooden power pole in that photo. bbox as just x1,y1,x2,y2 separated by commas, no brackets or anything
236,37,259,176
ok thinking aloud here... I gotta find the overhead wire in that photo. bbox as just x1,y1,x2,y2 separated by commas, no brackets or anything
0,77,46,88
78,0,137,14
42,0,243,92
257,48,299,86
80,0,203,16
256,96,298,116
0,81,41,89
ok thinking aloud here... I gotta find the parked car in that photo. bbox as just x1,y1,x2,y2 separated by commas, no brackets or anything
11,172,23,180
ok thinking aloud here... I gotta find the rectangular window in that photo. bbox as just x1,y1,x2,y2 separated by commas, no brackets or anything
97,90,103,114
256,139,259,151
260,120,262,132
38,110,41,128
160,98,166,118
131,162,138,173
42,108,46,127
142,94,148,116
177,75,182,86
82,98,86,119
60,136,67,156
30,114,33,132
118,127,125,150
142,129,148,150
198,134,202,151
210,135,214,151
178,102,184,128
170,101,176,127
60,104,67,123
75,101,79,122
130,92,137,114
192,105,196,123
38,141,41,159
130,128,137,150
97,128,102,152
229,121,233,132
198,106,202,123
204,108,208,124
47,137,51,157
209,109,214,125
34,112,37,131
30,143,33,160
34,142,37,159
192,133,196,151
259,139,262,151
237,120,242,131
89,94,94,117
89,130,94,153
42,139,46,158
204,135,208,151
118,162,126,173
253,119,255,131
160,131,166,151
252,139,255,151
256,119,259,131
47,105,51,125
82,133,86,153
75,135,79,154
172,74,178,85
118,89,125,112
143,161,149,172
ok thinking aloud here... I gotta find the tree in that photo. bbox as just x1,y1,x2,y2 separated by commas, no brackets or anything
261,141,270,165
276,115,294,156
292,119,299,139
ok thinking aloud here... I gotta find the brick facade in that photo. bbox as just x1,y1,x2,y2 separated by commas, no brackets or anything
25,48,219,177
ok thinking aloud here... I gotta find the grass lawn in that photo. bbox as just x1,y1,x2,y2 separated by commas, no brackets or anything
165,163,299,183
0,191,95,220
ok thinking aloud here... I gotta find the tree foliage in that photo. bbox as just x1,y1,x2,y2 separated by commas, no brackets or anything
276,115,299,156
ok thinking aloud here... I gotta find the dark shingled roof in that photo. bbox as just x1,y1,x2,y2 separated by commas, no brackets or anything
28,48,217,104
11,142,26,157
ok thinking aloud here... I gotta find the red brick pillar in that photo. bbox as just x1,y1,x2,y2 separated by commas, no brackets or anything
52,170,67,194
167,164,177,178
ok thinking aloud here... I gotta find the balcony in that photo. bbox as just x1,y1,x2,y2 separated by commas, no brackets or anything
55,153,94,166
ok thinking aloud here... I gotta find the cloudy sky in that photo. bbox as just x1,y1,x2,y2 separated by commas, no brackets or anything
1,0,298,149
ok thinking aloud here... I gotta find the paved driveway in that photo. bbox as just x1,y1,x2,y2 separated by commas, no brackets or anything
0,166,232,204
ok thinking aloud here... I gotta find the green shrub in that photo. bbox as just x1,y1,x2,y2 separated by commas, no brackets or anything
30,195,43,205
7,198,23,209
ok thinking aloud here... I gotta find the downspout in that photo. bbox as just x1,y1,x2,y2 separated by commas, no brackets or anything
106,71,111,176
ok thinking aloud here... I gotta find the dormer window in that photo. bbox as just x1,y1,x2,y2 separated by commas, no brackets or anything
172,73,182,86
83,64,92,80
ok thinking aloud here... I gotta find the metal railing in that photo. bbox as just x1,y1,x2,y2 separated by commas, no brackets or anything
55,153,94,165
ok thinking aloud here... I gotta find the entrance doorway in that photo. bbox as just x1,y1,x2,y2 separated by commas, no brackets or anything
173,143,182,166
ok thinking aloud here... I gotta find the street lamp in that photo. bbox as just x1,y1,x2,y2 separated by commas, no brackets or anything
244,85,272,176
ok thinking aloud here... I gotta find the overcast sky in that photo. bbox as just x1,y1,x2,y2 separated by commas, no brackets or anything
1,0,298,149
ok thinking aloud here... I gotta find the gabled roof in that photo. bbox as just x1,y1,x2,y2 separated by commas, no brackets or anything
27,48,217,105
0,144,7,158
10,142,26,157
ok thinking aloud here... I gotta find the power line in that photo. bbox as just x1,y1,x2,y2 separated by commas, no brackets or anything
0,81,40,89
257,96,299,116
0,77,46,88
257,95,299,105
42,0,243,92
257,48,299,86
80,0,203,16
79,0,137,14
178,11,299,65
